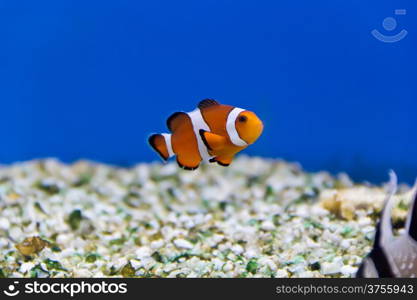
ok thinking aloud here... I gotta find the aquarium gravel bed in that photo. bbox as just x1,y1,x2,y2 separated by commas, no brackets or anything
0,157,413,278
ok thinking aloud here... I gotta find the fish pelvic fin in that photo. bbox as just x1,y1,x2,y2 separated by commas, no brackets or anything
210,155,234,167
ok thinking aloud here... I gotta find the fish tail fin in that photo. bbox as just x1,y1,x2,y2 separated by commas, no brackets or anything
148,133,175,161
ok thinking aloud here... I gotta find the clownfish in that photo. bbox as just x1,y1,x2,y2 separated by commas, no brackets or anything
148,99,263,170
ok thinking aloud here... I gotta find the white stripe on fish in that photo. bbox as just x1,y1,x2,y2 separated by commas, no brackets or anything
226,107,248,147
187,108,213,162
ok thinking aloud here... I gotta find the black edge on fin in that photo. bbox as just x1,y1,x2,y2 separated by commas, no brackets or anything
198,98,219,109
370,248,394,277
356,171,399,278
407,187,417,240
356,175,397,278
199,129,212,151
370,220,394,277
208,156,230,167
166,111,187,132
356,258,377,278
356,248,394,277
148,134,168,161
209,158,217,163
356,221,394,277
176,159,199,171
216,161,230,167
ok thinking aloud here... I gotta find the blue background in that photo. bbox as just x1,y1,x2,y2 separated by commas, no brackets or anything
1,1,416,183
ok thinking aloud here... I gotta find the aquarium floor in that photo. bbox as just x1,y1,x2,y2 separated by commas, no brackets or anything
0,157,412,278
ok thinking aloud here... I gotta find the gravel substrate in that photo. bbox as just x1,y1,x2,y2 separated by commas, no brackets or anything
0,157,413,278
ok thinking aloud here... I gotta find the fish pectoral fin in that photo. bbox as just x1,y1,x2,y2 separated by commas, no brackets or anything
199,130,227,151
211,155,233,167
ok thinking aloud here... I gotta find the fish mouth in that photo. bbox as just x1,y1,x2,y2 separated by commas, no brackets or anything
255,121,264,138
244,121,264,144
258,121,264,133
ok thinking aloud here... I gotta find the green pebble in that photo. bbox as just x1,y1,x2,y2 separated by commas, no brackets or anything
246,260,258,274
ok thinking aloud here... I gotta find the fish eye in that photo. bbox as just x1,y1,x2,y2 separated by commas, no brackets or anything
238,115,247,122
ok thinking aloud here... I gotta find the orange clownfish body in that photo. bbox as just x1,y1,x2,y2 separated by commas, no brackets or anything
148,99,263,170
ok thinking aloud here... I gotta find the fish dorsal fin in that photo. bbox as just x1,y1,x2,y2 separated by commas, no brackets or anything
166,111,188,132
405,178,417,240
198,99,219,109
379,170,398,246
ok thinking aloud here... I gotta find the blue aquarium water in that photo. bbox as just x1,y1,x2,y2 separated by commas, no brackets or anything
1,0,416,183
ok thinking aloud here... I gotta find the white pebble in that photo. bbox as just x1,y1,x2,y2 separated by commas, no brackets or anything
244,249,257,259
9,227,22,241
135,247,152,259
0,218,10,230
223,261,233,272
150,240,164,249
321,261,343,275
341,265,358,276
73,268,93,277
340,239,351,249
19,262,35,273
174,239,193,249
261,221,275,231
275,269,289,278
231,244,244,255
